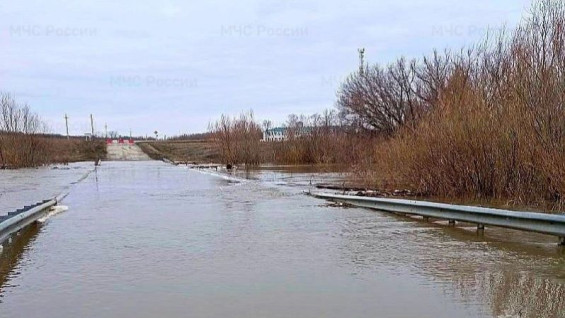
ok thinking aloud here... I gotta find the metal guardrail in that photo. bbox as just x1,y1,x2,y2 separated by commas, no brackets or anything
312,192,565,245
0,169,91,250
0,198,57,245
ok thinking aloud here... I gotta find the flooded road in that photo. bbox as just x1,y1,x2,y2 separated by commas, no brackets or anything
0,163,93,213
1,161,564,317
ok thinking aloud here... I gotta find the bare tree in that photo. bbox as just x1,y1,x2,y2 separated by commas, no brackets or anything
337,57,425,135
0,92,47,168
210,111,262,166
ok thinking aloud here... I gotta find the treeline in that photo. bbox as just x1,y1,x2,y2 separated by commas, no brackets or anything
209,109,373,166
261,110,372,165
0,92,106,168
0,93,49,168
209,112,263,166
341,0,565,208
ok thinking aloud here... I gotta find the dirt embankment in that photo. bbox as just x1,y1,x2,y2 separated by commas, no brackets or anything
137,140,220,163
56,139,107,163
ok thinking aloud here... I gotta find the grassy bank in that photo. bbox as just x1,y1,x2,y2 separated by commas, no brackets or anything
47,137,107,164
137,140,220,163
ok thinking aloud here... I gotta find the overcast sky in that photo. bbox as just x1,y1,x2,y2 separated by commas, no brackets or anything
1,0,532,137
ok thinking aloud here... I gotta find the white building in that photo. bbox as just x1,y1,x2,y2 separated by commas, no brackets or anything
263,127,287,141
262,126,313,141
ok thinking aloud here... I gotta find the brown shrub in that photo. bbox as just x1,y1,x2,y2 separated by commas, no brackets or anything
209,111,262,166
0,92,106,168
359,0,565,208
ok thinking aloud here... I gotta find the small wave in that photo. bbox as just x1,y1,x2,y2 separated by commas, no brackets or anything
188,168,248,184
37,205,69,223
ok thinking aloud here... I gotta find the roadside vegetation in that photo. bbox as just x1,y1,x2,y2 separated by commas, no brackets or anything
207,110,366,165
137,139,219,163
206,0,565,210
0,92,106,168
357,0,565,209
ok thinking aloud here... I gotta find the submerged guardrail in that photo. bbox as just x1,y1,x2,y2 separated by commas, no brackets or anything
0,198,57,245
312,192,565,245
0,168,91,251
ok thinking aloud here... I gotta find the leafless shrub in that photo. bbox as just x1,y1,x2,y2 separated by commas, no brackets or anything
356,0,565,209
337,50,455,136
266,109,368,164
209,108,374,166
209,111,262,166
0,92,49,168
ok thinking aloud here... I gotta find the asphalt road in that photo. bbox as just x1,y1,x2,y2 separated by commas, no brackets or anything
105,143,151,161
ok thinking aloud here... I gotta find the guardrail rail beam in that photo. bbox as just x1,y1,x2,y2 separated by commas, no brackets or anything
0,199,57,244
311,192,565,245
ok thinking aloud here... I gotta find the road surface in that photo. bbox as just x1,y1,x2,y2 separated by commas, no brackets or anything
106,143,151,161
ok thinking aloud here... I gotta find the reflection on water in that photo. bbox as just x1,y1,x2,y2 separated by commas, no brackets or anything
0,162,564,318
0,223,42,301
338,211,565,317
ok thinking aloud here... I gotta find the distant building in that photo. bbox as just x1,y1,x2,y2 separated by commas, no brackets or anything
263,127,287,141
262,125,312,141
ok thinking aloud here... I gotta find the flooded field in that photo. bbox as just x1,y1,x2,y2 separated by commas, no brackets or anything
1,161,565,318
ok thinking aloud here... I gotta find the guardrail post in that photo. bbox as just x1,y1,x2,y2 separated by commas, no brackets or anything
312,192,565,243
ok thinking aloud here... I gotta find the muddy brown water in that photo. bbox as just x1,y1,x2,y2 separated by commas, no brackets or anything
1,161,564,318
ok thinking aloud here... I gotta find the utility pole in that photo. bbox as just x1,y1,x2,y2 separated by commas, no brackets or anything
64,114,69,139
358,48,365,75
105,123,108,138
90,114,94,137
129,129,132,140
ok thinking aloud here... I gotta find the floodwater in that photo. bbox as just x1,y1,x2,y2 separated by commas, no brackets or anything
0,162,93,213
1,161,564,318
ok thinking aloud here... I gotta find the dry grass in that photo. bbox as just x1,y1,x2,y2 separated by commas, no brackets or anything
47,138,107,163
0,135,106,168
262,132,375,165
138,140,220,163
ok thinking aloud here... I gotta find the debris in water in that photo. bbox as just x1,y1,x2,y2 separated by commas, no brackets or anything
323,202,351,208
